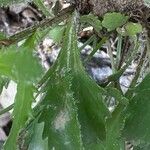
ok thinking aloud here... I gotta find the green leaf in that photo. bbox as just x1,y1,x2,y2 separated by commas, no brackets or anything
80,14,102,32
37,14,109,149
105,104,126,150
38,16,83,149
102,12,128,31
14,46,43,82
0,43,43,83
4,83,35,150
28,120,49,150
1,35,43,150
0,47,17,79
105,87,129,105
123,73,150,144
39,83,83,149
72,72,110,147
125,22,143,36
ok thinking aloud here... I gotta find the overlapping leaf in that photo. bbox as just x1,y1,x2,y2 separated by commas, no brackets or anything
35,14,110,149
28,119,49,150
0,42,43,82
0,35,43,149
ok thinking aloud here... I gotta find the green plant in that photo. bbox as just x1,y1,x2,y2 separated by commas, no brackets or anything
0,0,150,150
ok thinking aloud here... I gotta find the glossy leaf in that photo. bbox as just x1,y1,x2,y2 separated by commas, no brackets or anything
38,17,83,149
37,14,110,149
72,72,110,147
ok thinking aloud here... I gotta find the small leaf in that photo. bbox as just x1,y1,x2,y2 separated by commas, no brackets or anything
125,22,143,36
28,120,49,150
102,12,128,31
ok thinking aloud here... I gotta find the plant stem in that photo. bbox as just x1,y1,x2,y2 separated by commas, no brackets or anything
85,36,108,62
116,34,123,69
0,5,74,47
0,104,14,115
79,34,96,50
107,41,116,73
100,41,140,87
125,42,147,98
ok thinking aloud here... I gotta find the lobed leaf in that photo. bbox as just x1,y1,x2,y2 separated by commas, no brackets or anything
36,13,110,149
1,35,43,149
28,119,49,150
